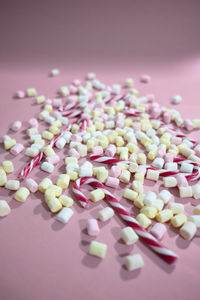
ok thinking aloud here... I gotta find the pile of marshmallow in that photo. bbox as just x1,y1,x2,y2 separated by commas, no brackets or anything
0,70,200,272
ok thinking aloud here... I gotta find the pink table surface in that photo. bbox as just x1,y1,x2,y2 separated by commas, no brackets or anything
1,0,200,299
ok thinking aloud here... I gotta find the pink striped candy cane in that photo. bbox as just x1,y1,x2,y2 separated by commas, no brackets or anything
72,177,178,264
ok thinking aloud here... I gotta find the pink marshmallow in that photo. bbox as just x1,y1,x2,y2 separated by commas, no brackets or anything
105,176,119,189
176,173,188,187
28,118,38,128
11,121,22,132
24,178,38,193
164,153,174,163
10,143,24,155
151,107,161,118
81,113,91,120
15,90,25,99
67,96,77,103
68,148,80,159
71,134,82,142
46,155,60,165
150,223,166,240
140,74,151,83
52,98,62,108
157,149,166,158
163,112,171,124
184,119,194,131
105,144,116,157
45,99,52,104
137,166,146,175
171,136,182,145
52,110,61,118
132,122,141,131
102,114,108,121
115,116,125,128
110,166,121,178
69,85,78,94
73,79,81,86
146,94,155,102
92,146,103,155
87,219,100,236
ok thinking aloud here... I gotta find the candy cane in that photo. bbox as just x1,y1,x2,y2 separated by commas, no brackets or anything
72,177,178,264
19,124,71,179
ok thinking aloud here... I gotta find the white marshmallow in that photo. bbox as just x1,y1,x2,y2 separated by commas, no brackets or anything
143,192,157,206
62,132,72,143
125,254,144,271
168,202,184,214
158,190,172,204
152,157,164,169
121,227,139,245
5,180,20,191
180,221,196,240
79,161,93,177
25,147,39,157
179,186,193,198
172,95,182,104
146,169,159,181
163,176,177,188
55,207,74,223
189,215,200,228
180,163,194,174
41,162,54,173
0,200,11,217
66,163,79,172
55,137,67,149
193,185,200,199
164,162,178,171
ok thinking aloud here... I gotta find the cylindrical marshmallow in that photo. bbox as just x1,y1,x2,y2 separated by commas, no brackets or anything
10,143,24,155
89,241,107,258
192,185,200,199
193,205,200,215
25,147,39,157
171,214,187,228
28,118,38,128
87,219,100,236
156,209,173,223
176,174,188,187
14,187,30,202
179,186,193,198
0,200,11,217
5,180,20,191
46,155,60,165
55,137,67,149
79,161,93,177
47,198,62,212
143,191,157,206
164,162,178,171
0,168,7,186
136,213,151,228
110,166,121,178
105,176,119,189
41,162,54,173
180,221,197,240
55,207,74,223
150,223,166,240
90,189,105,202
119,170,131,183
141,206,157,219
152,157,165,169
125,253,144,271
105,144,116,157
11,121,22,132
2,161,14,173
123,188,138,201
189,215,200,228
98,207,114,221
121,227,139,245
24,178,38,193
146,169,159,181
180,163,194,174
163,176,177,188
168,202,184,214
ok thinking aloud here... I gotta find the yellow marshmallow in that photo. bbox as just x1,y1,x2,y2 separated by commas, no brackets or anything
14,187,30,202
38,178,53,193
140,206,157,219
65,157,78,165
134,194,144,209
56,174,70,189
96,168,108,183
52,120,62,128
42,145,56,157
49,125,60,135
59,195,74,207
115,136,124,147
136,153,147,165
136,213,151,228
123,188,138,201
171,214,187,228
42,130,54,140
134,173,144,184
156,209,173,223
47,198,62,213
4,138,16,150
67,170,78,181
0,168,7,186
36,95,45,104
2,161,14,173
89,241,107,258
90,188,105,202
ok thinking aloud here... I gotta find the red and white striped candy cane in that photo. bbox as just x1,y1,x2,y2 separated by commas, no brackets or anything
59,102,79,112
90,154,129,164
61,109,82,118
19,124,71,179
72,177,178,264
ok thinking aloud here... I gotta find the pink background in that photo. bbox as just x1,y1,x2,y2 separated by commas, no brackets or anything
1,1,200,299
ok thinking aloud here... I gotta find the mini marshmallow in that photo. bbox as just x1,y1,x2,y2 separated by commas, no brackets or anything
180,163,194,173
15,90,25,99
5,180,20,191
14,187,30,202
46,155,60,165
143,192,157,206
76,144,87,157
28,118,38,128
79,161,93,177
146,169,159,181
26,88,37,97
24,178,38,193
90,189,105,202
172,95,182,104
140,74,151,83
2,161,14,173
140,206,157,219
41,162,54,173
150,223,167,240
0,200,11,217
59,195,74,207
171,214,187,228
134,194,144,209
55,137,67,149
119,170,131,183
164,162,178,171
152,157,164,169
136,213,151,228
98,207,114,221
105,144,116,157
4,138,16,150
89,241,107,258
11,121,22,132
92,146,103,155
48,198,62,213
184,119,194,131
57,174,70,189
124,189,138,201
168,202,184,214
121,227,139,245
179,186,193,198
50,68,60,76
25,147,39,157
189,215,200,228
66,163,79,172
62,132,72,143
42,130,54,140
87,219,100,236
105,176,119,189
55,207,74,224
0,168,7,186
180,221,197,240
128,163,138,173
193,185,200,199
156,209,173,223
163,176,177,188
38,178,52,192
110,166,121,178
125,253,144,271
176,174,188,187
132,181,143,193
65,157,78,165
